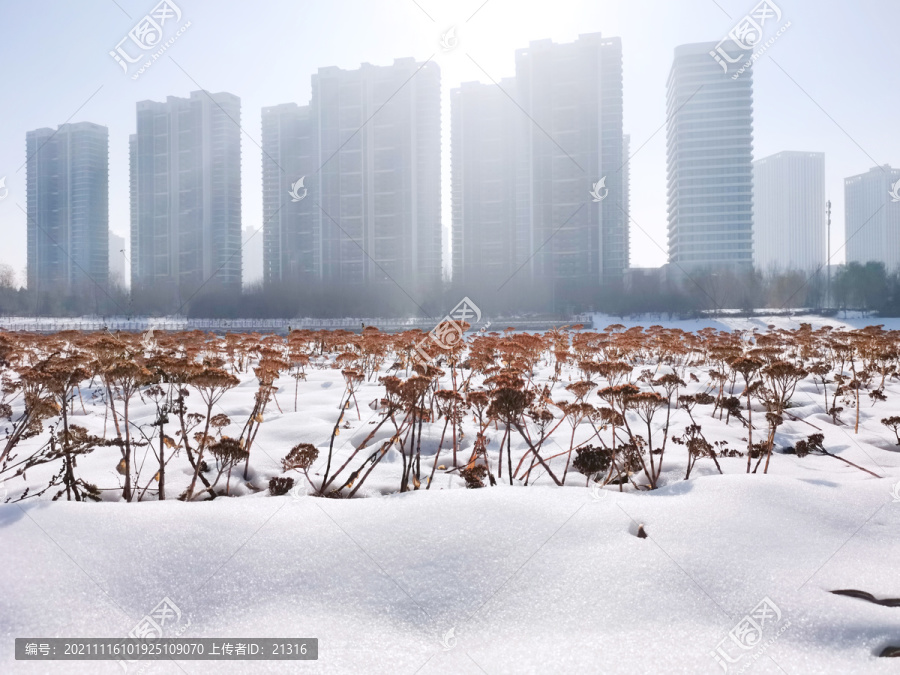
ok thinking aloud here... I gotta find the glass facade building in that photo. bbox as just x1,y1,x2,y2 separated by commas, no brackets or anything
667,42,754,269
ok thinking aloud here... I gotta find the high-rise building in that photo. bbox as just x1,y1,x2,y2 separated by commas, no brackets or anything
667,42,754,269
26,122,109,294
844,164,900,271
753,151,825,273
449,33,627,306
109,231,126,287
261,103,317,285
263,58,442,291
515,34,628,288
130,90,242,305
450,79,520,286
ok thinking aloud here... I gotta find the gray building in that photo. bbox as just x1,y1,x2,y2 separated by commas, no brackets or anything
753,151,825,273
26,122,109,294
515,34,628,288
450,33,627,307
263,58,442,291
261,103,317,285
667,42,754,269
844,165,900,272
130,90,242,305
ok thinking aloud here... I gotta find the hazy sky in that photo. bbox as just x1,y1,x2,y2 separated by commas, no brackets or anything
1,0,897,285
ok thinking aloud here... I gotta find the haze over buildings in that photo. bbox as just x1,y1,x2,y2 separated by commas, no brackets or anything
450,78,519,287
666,42,754,270
130,90,243,307
262,59,442,292
451,33,628,310
753,151,826,273
26,122,109,294
12,11,900,317
515,34,628,288
261,102,314,285
3,0,900,295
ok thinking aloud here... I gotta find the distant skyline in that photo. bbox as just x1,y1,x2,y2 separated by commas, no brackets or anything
2,0,899,286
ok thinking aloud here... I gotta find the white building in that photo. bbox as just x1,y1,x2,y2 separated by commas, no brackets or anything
845,165,900,271
753,151,825,273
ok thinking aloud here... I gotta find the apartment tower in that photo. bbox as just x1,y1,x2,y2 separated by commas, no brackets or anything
667,42,754,269
130,90,242,306
26,122,109,294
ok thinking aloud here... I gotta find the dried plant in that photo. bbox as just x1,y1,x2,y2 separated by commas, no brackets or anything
730,356,763,473
882,416,900,446
792,433,880,477
572,445,613,486
0,321,896,503
184,366,239,500
269,476,294,496
282,443,319,492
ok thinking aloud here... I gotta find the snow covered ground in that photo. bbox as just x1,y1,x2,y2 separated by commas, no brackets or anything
2,477,899,673
1,316,899,673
